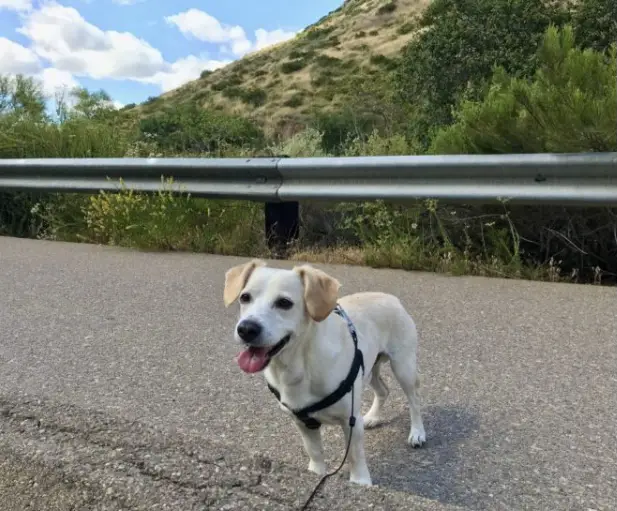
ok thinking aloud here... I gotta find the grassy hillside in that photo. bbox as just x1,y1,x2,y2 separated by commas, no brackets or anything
133,0,431,136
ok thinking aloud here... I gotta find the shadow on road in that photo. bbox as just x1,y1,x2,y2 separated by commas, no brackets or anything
368,404,483,508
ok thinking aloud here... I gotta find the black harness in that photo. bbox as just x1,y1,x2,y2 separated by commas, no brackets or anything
266,304,365,430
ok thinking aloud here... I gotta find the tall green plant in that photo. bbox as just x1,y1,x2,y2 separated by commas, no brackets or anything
0,74,48,122
571,0,617,53
395,0,571,143
138,104,264,154
430,25,617,154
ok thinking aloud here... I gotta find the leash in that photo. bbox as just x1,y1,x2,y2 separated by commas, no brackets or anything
299,379,357,510
265,304,363,510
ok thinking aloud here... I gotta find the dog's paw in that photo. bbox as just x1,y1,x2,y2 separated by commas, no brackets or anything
408,426,426,448
363,413,383,429
308,461,326,476
350,475,373,486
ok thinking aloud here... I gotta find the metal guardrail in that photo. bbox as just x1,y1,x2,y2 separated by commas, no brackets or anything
1,152,617,206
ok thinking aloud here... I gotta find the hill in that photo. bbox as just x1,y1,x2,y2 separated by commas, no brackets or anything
133,0,431,136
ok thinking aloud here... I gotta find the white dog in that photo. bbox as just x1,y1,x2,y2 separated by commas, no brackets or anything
223,259,426,486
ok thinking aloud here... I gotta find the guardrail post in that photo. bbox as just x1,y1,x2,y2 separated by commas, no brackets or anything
265,201,299,258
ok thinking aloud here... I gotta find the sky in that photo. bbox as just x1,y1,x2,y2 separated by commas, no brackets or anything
0,0,342,108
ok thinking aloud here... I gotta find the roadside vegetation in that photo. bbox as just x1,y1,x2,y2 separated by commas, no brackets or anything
1,0,616,285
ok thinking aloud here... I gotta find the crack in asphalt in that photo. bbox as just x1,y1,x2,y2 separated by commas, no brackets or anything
0,395,298,509
0,393,462,510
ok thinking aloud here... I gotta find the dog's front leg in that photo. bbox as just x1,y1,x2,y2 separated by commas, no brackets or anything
342,416,372,486
294,421,326,476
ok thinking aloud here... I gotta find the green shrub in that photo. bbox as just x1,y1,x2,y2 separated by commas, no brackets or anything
289,49,316,60
193,90,209,102
281,59,308,73
34,180,265,255
395,0,571,142
311,68,338,87
221,86,267,106
309,108,380,154
305,27,335,41
211,75,243,91
314,55,342,67
222,86,244,100
268,127,327,157
137,103,264,154
241,87,267,107
397,21,416,35
0,117,129,159
377,1,397,15
343,130,422,156
430,25,617,154
283,93,305,107
0,192,45,238
334,199,528,278
369,54,397,69
571,0,616,53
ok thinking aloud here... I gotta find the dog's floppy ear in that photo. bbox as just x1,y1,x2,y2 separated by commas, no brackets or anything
294,264,341,322
223,259,266,307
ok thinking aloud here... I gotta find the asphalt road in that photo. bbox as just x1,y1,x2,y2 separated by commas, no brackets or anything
1,237,616,511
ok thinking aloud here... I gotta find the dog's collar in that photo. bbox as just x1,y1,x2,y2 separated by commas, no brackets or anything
266,303,364,430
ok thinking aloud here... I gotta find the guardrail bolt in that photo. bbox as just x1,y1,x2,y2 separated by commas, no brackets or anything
264,201,299,259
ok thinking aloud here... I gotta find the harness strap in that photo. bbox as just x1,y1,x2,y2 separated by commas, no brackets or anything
267,304,364,430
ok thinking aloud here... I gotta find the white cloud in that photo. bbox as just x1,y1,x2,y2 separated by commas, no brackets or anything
39,67,79,96
254,28,297,51
112,0,142,4
0,38,78,100
12,3,231,93
165,8,250,56
142,55,231,92
17,2,166,80
0,0,31,11
0,37,41,75
166,8,297,57
4,2,293,98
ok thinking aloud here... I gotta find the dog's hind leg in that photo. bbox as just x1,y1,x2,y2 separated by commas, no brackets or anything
363,353,389,428
390,350,426,447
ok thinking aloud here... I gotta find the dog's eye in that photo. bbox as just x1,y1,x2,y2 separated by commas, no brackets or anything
274,297,294,310
239,293,251,304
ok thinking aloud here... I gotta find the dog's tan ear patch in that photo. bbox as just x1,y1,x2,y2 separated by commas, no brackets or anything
223,259,266,307
294,265,340,322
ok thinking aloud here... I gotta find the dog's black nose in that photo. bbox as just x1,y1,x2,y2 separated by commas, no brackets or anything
237,319,262,343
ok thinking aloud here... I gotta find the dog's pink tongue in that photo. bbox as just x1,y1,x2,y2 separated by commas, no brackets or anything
236,347,269,373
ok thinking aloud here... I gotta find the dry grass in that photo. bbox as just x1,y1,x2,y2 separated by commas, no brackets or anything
132,0,432,133
289,246,366,266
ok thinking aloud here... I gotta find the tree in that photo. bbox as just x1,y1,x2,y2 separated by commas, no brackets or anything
394,0,571,143
69,87,117,121
571,0,617,53
429,25,617,154
0,74,47,122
